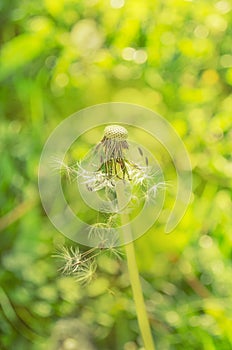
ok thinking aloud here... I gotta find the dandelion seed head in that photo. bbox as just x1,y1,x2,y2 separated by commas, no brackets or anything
103,125,128,141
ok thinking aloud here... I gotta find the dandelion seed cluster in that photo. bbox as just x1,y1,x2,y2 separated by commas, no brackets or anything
54,125,165,283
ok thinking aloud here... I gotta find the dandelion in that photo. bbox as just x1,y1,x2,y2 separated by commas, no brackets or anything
131,165,156,186
96,125,130,180
78,164,115,191
146,181,167,201
88,222,110,240
53,246,81,274
74,259,97,285
79,125,163,198
53,245,99,277
51,156,78,182
54,125,163,350
104,234,124,260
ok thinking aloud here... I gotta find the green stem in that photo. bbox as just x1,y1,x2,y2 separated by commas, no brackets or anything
116,182,156,350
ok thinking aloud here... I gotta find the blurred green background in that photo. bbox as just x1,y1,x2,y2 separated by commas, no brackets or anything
1,0,232,349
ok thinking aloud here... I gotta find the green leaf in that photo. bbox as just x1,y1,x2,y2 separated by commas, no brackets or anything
0,34,44,80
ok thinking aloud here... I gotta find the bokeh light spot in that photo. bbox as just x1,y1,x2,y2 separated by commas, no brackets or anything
166,311,180,325
215,1,231,14
199,235,213,249
212,260,224,274
194,25,209,38
71,19,104,52
122,48,148,64
215,190,231,211
134,50,148,64
113,64,132,80
124,342,137,350
45,55,57,68
202,69,219,85
55,73,69,87
200,273,213,286
63,338,78,350
122,47,136,61
110,0,125,9
206,14,227,32
220,54,232,68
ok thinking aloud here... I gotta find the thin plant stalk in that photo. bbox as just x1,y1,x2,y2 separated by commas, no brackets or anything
116,181,156,350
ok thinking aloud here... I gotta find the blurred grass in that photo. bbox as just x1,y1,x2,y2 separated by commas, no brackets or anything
1,0,232,349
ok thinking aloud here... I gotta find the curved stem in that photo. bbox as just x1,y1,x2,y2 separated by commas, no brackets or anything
116,181,156,350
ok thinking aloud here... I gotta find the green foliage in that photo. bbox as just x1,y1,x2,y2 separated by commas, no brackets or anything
1,0,232,349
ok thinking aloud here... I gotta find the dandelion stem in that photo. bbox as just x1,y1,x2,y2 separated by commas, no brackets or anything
116,181,156,350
